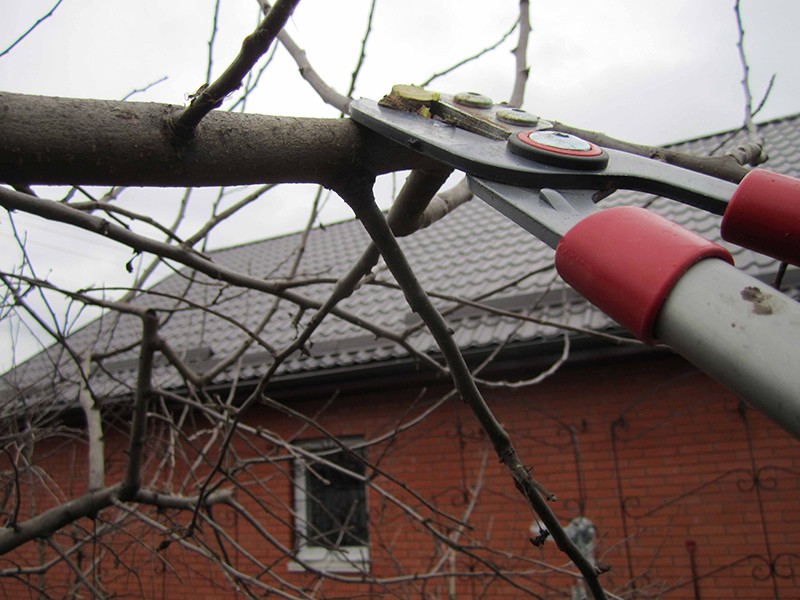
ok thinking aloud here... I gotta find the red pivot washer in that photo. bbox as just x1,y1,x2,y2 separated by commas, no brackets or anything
508,130,609,170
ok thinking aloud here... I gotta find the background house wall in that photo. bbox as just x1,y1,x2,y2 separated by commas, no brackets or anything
2,351,798,599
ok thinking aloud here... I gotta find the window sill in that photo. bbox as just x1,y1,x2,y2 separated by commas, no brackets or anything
288,546,370,573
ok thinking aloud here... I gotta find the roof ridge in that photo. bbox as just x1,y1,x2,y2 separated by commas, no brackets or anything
663,112,800,148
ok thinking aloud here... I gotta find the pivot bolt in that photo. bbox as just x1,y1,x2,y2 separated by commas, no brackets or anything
508,130,609,170
525,131,593,151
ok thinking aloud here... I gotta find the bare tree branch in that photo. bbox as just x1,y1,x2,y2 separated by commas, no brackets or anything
334,174,609,599
734,0,763,146
255,0,353,113
120,75,168,102
551,120,759,181
0,0,64,59
119,310,158,500
509,0,532,108
346,0,379,100
391,175,473,237
752,73,776,119
48,537,106,598
78,351,105,491
206,0,224,85
0,485,119,554
386,167,454,236
170,0,302,137
1,5,789,596
0,186,432,372
419,20,518,88
0,93,432,187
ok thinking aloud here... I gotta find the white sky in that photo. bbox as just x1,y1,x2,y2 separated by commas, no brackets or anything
1,0,800,370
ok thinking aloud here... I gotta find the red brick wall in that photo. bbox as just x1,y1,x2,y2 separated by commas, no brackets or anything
2,352,798,598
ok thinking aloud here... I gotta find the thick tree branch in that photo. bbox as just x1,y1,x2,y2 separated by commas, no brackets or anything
0,484,233,555
0,92,765,192
0,93,433,187
134,488,234,509
392,176,473,236
387,167,454,236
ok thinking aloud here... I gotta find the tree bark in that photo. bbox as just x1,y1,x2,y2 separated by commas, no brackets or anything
0,92,433,188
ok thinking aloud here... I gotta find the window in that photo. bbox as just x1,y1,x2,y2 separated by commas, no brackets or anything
290,438,369,573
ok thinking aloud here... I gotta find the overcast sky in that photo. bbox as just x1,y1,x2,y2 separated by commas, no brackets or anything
2,0,800,369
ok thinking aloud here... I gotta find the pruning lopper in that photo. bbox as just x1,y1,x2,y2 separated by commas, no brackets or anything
350,86,800,439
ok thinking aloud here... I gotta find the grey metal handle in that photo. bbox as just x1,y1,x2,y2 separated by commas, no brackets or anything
655,258,800,439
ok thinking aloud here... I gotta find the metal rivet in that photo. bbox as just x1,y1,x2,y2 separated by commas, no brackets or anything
454,91,493,108
496,108,539,126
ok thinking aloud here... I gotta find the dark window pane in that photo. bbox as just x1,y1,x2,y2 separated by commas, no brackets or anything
305,448,367,548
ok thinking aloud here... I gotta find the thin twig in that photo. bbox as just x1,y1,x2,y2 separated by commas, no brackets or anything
48,537,106,598
334,174,608,600
67,200,187,244
123,187,194,301
420,20,518,88
752,73,776,119
119,310,158,500
120,75,168,102
734,0,765,147
258,0,351,112
346,0,378,100
551,121,755,182
509,0,531,107
206,0,223,84
1,448,21,530
0,0,64,59
184,184,275,247
475,333,571,389
170,0,301,138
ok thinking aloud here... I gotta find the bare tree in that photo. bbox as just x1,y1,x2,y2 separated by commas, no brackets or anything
0,2,779,599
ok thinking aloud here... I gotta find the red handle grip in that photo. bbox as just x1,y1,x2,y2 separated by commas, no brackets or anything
721,169,800,266
555,207,733,343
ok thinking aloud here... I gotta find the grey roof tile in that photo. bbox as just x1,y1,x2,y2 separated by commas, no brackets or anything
4,113,800,410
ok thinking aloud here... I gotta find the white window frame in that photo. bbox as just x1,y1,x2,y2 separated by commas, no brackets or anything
289,438,370,573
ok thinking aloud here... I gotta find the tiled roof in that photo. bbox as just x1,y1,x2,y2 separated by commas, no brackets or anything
3,114,800,412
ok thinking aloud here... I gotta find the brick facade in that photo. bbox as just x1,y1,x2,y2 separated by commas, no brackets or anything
2,351,798,598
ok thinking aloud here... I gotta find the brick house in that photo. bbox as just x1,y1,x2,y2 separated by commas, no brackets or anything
1,116,799,599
